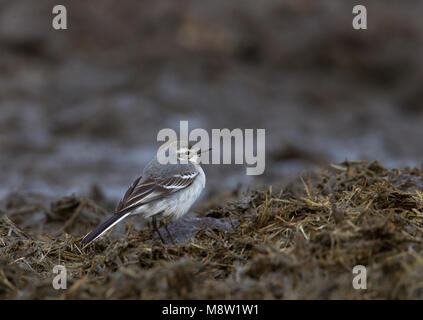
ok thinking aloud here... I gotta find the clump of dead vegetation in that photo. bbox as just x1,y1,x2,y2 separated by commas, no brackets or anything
1,161,423,299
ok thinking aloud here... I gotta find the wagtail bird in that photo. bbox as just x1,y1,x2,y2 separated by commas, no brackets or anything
81,140,210,245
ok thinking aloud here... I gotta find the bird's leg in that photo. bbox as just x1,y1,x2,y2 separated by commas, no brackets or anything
164,224,176,245
152,216,165,244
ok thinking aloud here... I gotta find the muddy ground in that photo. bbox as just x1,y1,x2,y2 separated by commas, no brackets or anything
1,161,423,299
1,1,423,299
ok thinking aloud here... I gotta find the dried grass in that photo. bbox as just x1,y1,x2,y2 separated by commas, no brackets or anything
1,161,423,299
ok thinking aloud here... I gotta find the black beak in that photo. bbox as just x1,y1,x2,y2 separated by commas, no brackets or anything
198,148,212,155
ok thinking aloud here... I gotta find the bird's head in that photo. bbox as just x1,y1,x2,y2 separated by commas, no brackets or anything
158,140,211,164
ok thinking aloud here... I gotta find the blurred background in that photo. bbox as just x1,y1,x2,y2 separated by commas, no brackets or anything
1,0,423,205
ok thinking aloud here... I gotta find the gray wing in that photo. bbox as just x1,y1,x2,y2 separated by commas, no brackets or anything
116,171,199,214
81,170,199,244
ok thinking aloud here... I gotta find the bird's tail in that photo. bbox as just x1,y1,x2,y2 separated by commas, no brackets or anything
81,211,131,245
